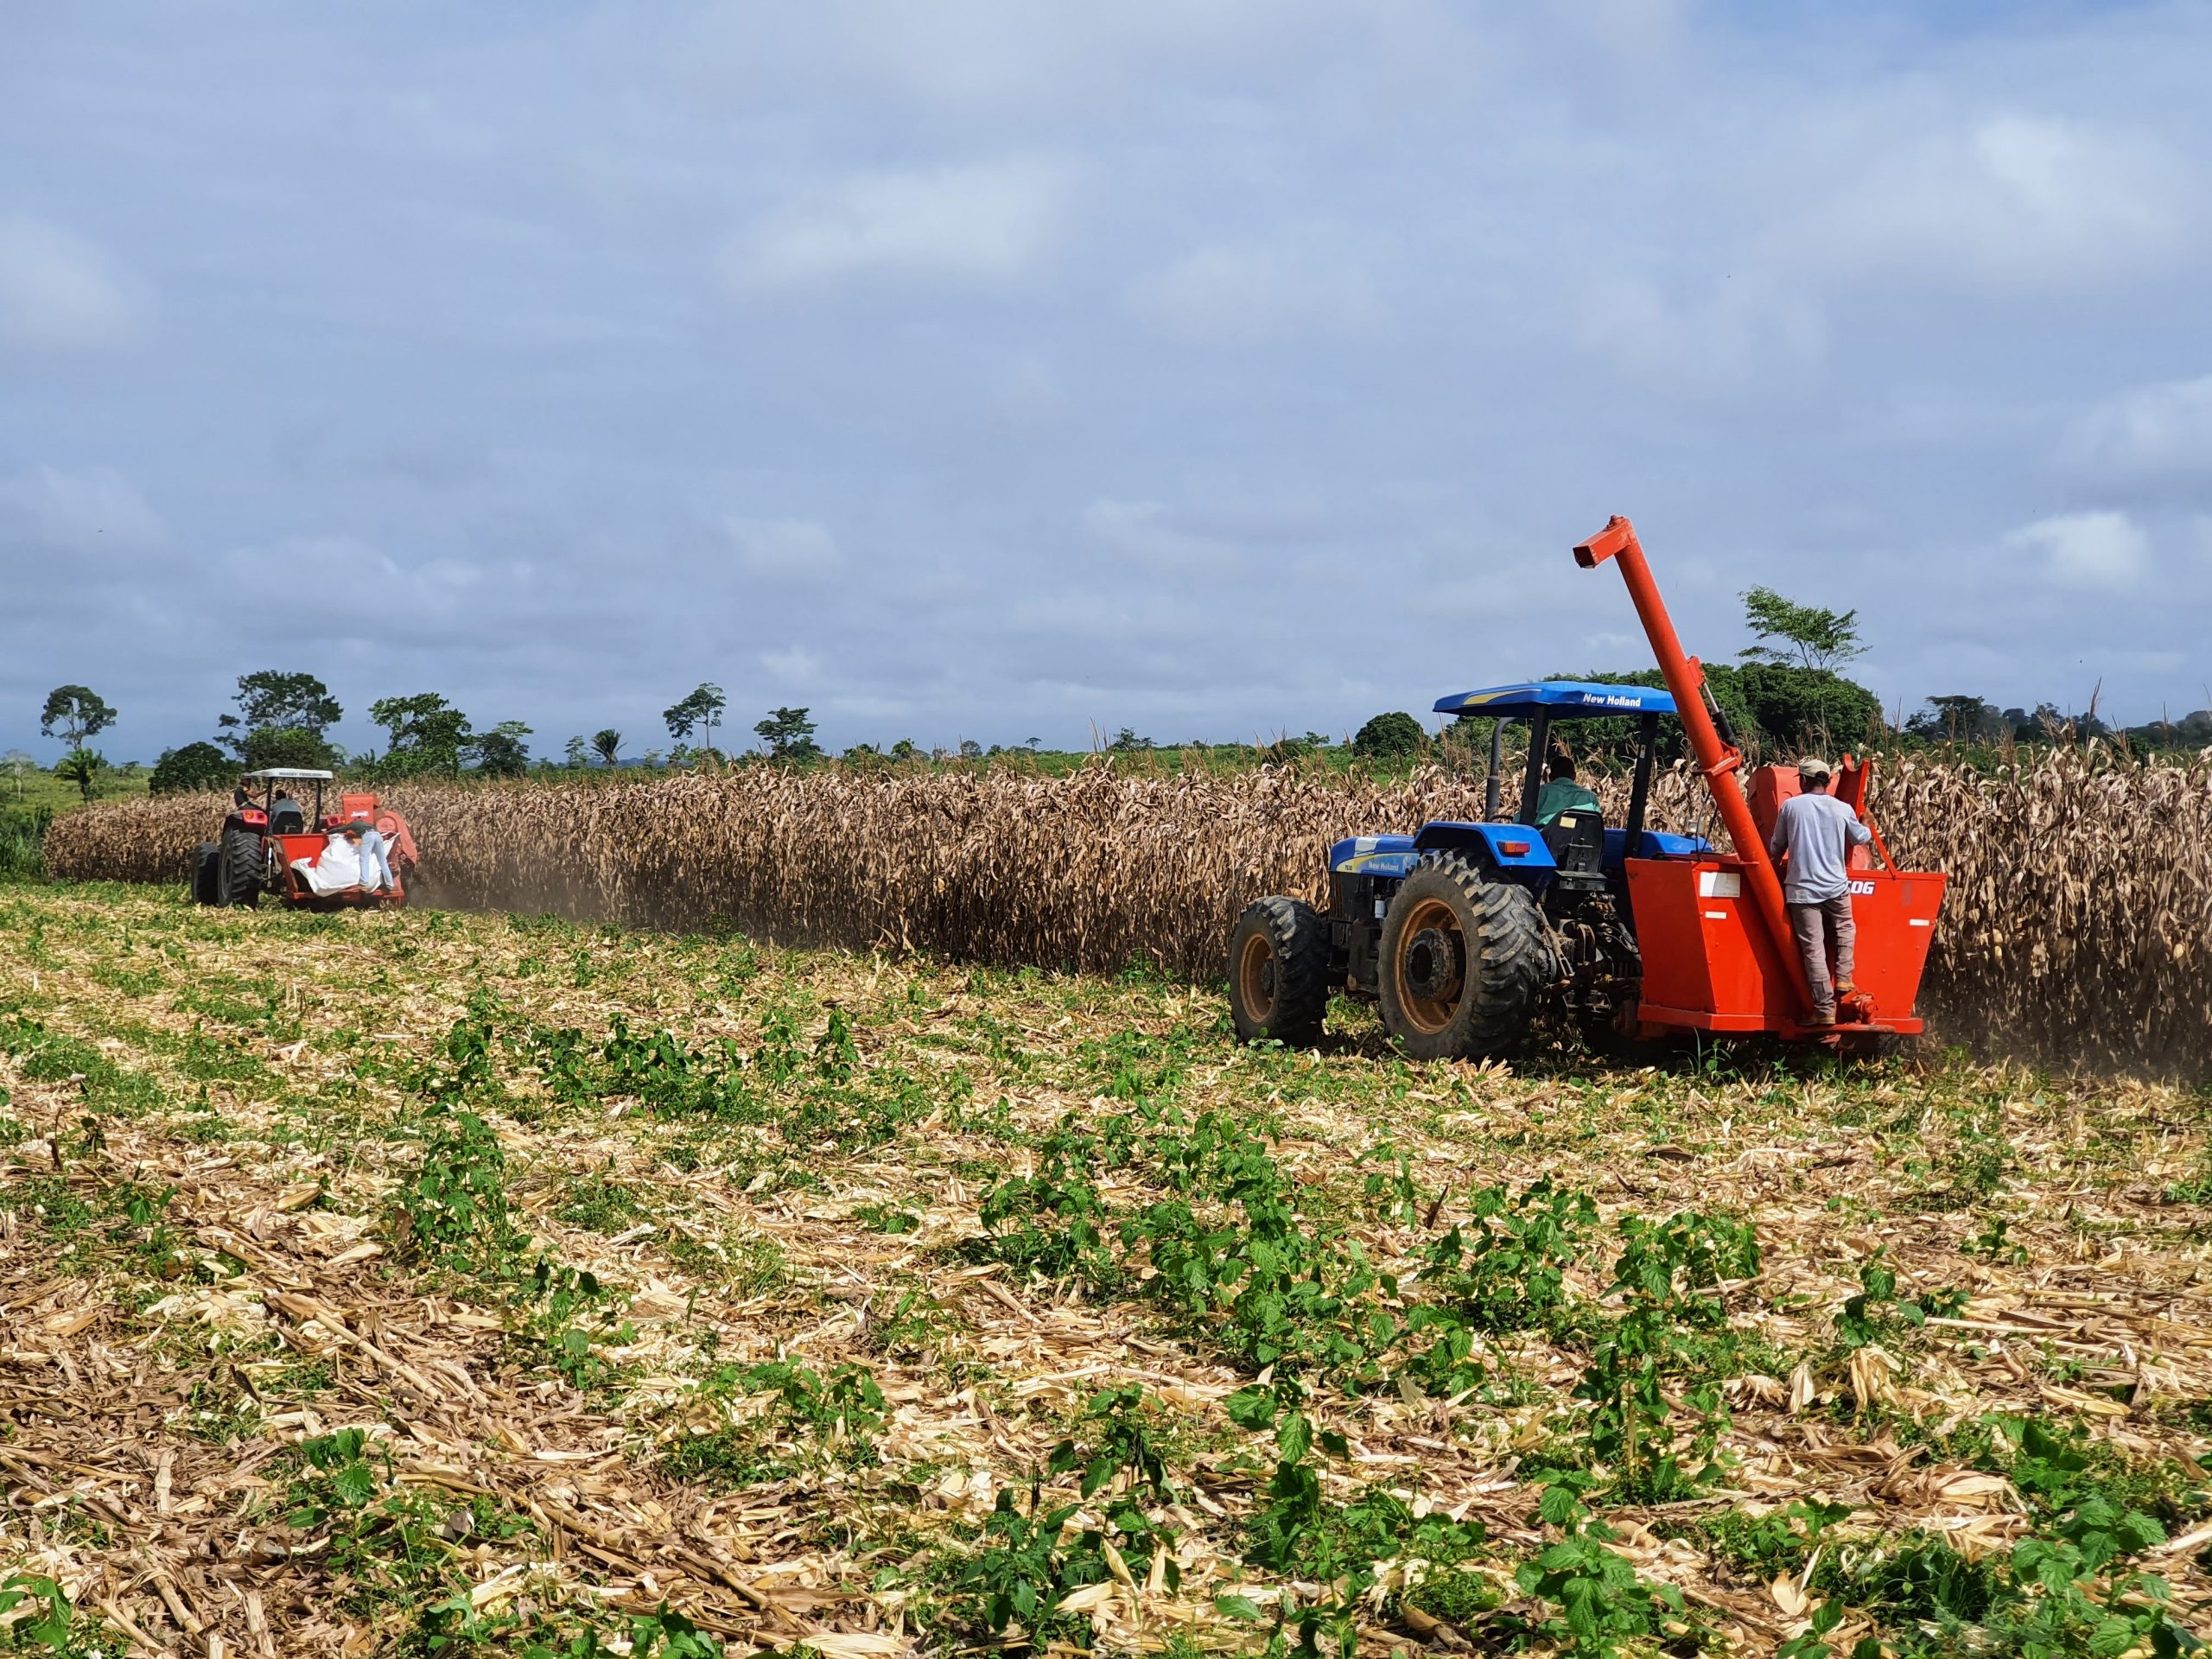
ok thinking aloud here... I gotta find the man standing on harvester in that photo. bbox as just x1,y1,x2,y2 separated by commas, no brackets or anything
1768,757,1873,1026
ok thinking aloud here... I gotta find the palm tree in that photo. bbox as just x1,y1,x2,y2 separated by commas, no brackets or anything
591,729,623,768
55,748,106,803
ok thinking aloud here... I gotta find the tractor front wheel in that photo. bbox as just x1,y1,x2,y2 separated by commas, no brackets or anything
1226,896,1332,1046
1377,858,1550,1061
216,828,263,909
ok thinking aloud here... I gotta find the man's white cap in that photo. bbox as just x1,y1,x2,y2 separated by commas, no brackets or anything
1797,756,1832,779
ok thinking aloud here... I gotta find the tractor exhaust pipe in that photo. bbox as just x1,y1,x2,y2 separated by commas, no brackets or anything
1573,516,1816,1017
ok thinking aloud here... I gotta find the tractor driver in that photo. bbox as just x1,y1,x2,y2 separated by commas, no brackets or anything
1767,757,1873,1027
1533,750,1600,827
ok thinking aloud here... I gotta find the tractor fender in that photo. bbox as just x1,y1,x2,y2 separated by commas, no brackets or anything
1412,820,1556,873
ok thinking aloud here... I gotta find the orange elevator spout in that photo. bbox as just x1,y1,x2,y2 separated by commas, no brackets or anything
1572,515,1816,1017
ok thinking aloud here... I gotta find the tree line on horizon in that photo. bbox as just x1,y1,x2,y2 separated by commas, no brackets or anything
11,585,2207,804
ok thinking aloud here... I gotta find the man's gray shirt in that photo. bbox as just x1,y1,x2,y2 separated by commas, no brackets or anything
1768,791,1873,904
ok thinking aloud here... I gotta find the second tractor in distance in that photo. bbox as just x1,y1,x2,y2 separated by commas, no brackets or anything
193,768,418,910
1227,517,1945,1059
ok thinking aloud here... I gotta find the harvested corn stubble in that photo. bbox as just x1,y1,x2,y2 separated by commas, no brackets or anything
0,885,2209,1654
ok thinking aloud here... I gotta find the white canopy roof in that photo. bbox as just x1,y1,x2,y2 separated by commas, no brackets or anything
242,768,335,781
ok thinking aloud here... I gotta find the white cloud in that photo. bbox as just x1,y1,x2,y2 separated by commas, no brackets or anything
0,216,139,353
1127,240,1380,343
1082,499,1332,572
1794,118,2197,293
1576,271,1823,388
0,467,165,553
724,160,1068,291
2063,374,2212,493
692,0,1458,119
1084,499,1230,570
2005,510,2147,589
723,516,840,573
761,645,822,682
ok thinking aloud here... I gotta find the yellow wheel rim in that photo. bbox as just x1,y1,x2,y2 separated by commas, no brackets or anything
1393,896,1466,1035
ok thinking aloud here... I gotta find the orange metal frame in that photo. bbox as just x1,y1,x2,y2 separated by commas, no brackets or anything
260,791,416,910
1573,516,1944,1042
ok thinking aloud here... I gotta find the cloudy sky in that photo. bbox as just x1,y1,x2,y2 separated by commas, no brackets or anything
4,1,2209,762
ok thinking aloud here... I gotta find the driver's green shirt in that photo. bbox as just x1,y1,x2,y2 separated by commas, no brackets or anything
1534,779,1600,827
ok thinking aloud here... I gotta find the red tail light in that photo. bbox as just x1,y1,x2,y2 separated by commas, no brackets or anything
1498,840,1530,856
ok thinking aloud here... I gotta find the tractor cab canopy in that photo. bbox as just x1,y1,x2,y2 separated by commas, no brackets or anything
236,768,337,832
1431,680,1678,719
1433,680,1681,848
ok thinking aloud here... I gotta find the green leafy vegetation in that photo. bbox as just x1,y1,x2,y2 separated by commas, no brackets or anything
3,882,2210,1656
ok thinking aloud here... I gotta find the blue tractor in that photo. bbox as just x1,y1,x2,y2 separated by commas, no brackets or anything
1225,681,1710,1059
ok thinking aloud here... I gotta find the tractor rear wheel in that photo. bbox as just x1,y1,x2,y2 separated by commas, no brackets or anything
217,828,262,909
1226,896,1332,1046
192,842,221,906
1377,857,1550,1061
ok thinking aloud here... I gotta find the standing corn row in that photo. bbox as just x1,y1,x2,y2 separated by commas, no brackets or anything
38,753,2212,1071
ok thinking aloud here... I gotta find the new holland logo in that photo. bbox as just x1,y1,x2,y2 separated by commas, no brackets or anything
1847,879,1876,895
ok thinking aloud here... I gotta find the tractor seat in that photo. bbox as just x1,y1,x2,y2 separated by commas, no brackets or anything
1542,807,1605,880
269,805,306,834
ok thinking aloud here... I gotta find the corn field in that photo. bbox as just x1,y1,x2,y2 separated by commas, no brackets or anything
39,753,2212,1072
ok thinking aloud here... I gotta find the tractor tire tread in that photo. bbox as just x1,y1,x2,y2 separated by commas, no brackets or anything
1226,895,1332,1046
192,842,221,906
218,828,263,909
1378,855,1552,1060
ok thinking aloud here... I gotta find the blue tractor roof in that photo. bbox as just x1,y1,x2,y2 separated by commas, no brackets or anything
1432,679,1678,718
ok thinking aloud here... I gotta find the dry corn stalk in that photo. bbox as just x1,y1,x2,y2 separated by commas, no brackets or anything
41,749,2212,1072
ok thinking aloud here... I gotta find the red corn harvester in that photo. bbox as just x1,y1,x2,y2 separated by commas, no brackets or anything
1574,515,1944,1048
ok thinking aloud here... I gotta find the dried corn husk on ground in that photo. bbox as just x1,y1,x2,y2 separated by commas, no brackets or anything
2,885,2209,1654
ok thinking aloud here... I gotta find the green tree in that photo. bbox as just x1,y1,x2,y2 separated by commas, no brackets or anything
2,750,35,798
39,685,118,752
54,748,106,803
591,729,623,767
368,693,473,777
1352,710,1426,759
563,734,589,768
218,671,342,765
149,741,234,796
753,707,822,761
2125,709,2212,750
663,683,728,756
470,721,533,777
1731,663,1884,754
239,727,339,770
1907,695,2005,744
1108,727,1154,753
1739,587,1865,673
